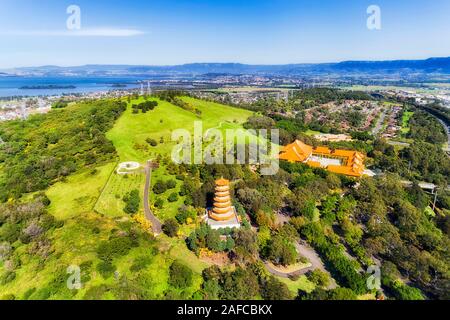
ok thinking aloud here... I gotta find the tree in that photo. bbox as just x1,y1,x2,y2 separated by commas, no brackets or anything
169,261,193,289
260,276,292,300
123,189,140,214
328,287,357,300
307,269,330,288
265,234,297,266
166,180,177,189
154,198,164,209
146,138,158,147
162,218,179,237
220,268,259,300
175,205,197,224
233,229,259,263
167,192,179,203
96,261,115,279
153,180,168,194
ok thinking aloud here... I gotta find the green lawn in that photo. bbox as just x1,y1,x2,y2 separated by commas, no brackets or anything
277,275,315,295
104,96,254,221
95,169,145,217
107,96,253,163
401,111,414,135
47,163,116,220
1,96,258,300
304,129,321,136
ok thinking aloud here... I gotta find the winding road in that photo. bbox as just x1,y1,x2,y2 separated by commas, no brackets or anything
143,160,162,235
372,108,388,136
263,240,337,287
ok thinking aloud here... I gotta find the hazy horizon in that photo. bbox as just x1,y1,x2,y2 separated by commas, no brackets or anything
3,55,450,71
1,0,450,68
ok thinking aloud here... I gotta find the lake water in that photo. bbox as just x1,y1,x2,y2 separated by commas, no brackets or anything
0,76,145,97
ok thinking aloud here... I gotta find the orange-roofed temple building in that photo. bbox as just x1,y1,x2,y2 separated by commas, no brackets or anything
205,178,241,230
279,140,365,177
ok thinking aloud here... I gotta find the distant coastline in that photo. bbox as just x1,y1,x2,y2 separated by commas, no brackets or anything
111,83,127,88
19,84,77,90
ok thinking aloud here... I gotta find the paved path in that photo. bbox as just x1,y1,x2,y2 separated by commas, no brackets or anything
295,241,327,273
387,140,410,147
435,117,450,153
263,214,337,288
372,108,388,136
263,241,331,276
263,261,313,278
420,106,450,155
143,160,162,235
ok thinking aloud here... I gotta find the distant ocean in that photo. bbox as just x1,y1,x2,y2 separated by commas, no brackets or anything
0,76,145,98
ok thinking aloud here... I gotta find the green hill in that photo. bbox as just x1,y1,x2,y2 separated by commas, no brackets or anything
0,96,253,300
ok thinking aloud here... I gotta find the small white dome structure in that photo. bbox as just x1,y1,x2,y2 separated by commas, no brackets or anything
117,162,141,175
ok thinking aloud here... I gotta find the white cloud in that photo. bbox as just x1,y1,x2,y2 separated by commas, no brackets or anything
2,28,145,37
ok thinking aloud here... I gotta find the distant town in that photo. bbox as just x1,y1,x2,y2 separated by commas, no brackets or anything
2,75,449,152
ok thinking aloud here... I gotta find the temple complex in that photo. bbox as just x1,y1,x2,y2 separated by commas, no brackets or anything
206,178,241,230
279,140,365,177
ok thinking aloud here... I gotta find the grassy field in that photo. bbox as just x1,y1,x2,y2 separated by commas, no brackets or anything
277,275,315,295
106,96,253,162
1,161,202,299
47,163,116,220
401,111,414,135
304,129,321,136
94,169,145,217
1,96,257,299
341,85,439,94
103,96,254,221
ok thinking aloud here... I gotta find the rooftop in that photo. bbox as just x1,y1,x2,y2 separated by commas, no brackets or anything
279,140,365,177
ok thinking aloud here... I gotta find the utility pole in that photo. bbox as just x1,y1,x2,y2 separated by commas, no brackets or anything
432,187,438,211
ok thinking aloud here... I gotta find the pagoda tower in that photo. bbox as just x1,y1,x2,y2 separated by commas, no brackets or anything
206,178,241,229
210,178,234,221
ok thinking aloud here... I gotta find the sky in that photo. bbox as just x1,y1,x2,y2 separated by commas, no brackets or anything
0,0,449,68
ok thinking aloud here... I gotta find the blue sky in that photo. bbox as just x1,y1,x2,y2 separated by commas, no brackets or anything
0,0,449,68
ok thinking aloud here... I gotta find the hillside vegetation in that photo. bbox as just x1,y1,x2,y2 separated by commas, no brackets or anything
0,96,255,300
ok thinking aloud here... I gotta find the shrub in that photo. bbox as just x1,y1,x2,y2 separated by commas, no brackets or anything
96,237,133,262
168,192,179,203
123,189,140,214
175,206,197,224
0,223,21,243
154,198,164,209
22,288,36,300
307,269,330,288
162,219,179,237
261,276,292,300
146,138,158,147
97,261,116,279
153,180,168,194
0,271,16,285
169,261,193,289
130,255,153,272
166,180,177,189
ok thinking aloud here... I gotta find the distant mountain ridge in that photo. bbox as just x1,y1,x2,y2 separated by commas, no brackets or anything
2,57,450,77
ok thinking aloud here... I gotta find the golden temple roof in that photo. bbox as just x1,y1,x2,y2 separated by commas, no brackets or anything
215,177,230,186
279,140,365,177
